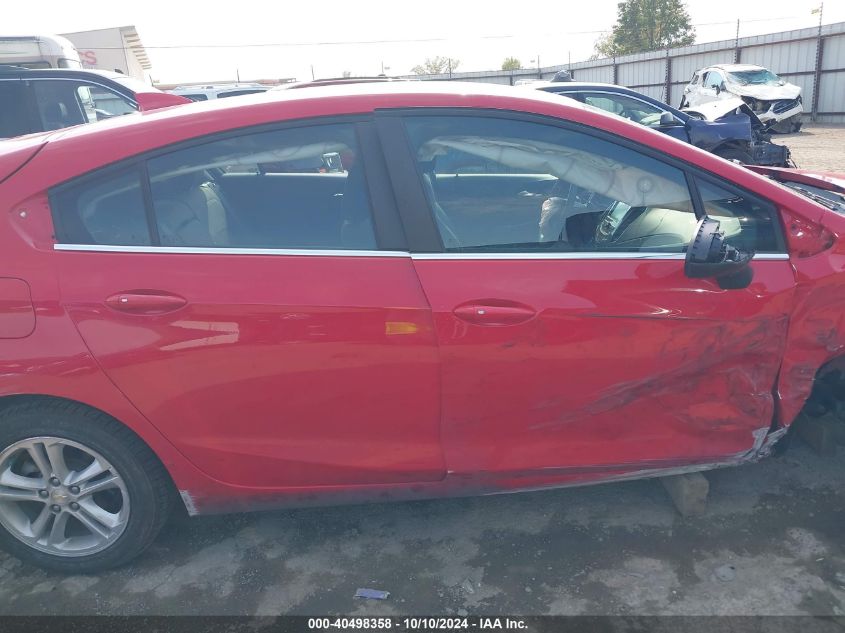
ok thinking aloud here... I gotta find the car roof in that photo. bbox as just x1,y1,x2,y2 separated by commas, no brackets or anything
707,64,765,72
531,81,619,89
0,66,133,84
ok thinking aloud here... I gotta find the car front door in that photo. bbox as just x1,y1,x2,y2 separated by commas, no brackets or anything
50,119,445,488
379,111,795,479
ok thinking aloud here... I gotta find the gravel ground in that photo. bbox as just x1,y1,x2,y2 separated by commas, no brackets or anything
774,124,845,172
0,440,842,616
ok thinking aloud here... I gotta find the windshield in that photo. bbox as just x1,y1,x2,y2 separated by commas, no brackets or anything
728,69,784,86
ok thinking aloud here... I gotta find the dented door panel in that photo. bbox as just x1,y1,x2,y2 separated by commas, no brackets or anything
778,208,845,425
412,258,795,476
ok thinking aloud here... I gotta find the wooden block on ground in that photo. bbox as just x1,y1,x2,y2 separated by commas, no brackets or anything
661,472,709,517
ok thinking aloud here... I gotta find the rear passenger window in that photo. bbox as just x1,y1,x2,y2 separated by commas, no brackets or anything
146,124,377,249
696,179,783,253
50,167,151,246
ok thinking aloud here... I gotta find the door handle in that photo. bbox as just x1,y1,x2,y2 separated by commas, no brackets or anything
453,301,536,326
105,291,187,315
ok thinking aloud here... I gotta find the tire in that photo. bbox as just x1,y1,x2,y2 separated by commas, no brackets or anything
0,400,173,572
714,147,753,164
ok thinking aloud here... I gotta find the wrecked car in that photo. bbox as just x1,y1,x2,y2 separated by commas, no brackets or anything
0,82,842,573
681,64,803,134
534,82,790,166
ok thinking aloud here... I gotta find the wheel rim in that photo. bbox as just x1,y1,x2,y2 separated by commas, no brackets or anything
0,436,130,557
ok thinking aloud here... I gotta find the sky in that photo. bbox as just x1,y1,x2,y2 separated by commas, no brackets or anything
5,0,844,84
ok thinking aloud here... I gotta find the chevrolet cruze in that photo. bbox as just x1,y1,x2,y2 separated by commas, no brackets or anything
0,82,842,571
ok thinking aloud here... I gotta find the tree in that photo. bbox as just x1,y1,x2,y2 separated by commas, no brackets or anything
501,57,522,71
594,0,695,58
411,56,461,75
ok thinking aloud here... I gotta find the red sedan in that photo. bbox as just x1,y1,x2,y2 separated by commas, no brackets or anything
0,82,842,572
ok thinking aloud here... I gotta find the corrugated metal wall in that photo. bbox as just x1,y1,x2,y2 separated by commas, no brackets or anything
408,21,845,123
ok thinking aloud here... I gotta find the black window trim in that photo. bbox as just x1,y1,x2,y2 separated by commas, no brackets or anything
374,107,787,255
48,114,408,254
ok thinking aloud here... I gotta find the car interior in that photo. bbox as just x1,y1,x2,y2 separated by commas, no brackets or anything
62,139,378,250
415,134,734,252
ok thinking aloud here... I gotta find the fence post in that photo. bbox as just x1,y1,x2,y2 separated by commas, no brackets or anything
664,48,671,105
812,34,825,122
612,57,618,85
734,18,741,63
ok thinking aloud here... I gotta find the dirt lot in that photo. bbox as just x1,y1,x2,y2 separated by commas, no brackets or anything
0,125,843,617
774,124,845,172
0,440,843,616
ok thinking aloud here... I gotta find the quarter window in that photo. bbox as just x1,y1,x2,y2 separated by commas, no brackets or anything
51,167,151,246
404,116,697,253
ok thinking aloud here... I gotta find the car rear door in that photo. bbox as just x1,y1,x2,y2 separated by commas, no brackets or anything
378,110,795,479
49,118,445,488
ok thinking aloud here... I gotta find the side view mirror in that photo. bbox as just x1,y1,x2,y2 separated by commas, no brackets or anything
659,112,684,127
685,217,755,289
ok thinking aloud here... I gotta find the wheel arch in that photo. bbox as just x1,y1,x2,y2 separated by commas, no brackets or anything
0,392,200,512
0,393,177,487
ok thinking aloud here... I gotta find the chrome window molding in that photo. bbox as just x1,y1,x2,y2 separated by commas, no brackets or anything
53,244,410,258
411,252,789,261
53,243,789,261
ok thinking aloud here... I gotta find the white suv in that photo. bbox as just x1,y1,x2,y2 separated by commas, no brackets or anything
680,64,803,133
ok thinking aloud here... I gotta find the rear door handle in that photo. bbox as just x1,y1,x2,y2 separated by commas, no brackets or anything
453,301,536,326
105,291,187,315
